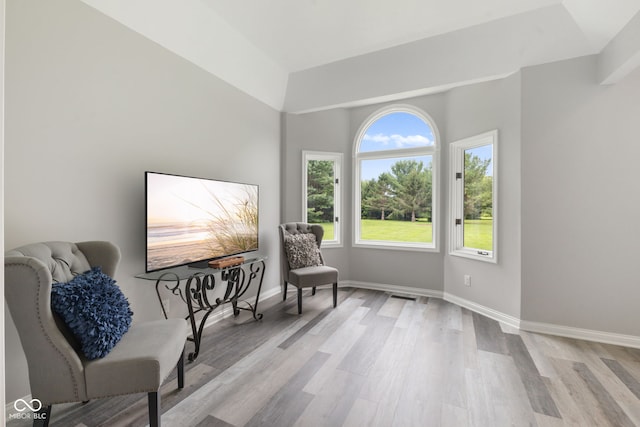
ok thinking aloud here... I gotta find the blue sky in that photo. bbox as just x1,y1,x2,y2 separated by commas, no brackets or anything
360,112,492,181
361,112,434,153
465,145,493,176
360,112,434,181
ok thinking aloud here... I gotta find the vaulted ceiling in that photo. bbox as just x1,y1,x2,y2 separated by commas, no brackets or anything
81,0,640,112
201,0,635,72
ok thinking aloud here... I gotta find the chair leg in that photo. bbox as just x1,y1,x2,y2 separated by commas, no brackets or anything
33,405,51,427
177,347,185,389
333,283,338,308
148,391,160,427
283,281,288,301
312,286,316,295
297,288,303,314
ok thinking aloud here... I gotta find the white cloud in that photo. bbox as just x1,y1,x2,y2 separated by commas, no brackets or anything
363,133,432,148
363,133,391,144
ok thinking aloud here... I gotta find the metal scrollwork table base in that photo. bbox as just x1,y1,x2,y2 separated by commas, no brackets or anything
137,257,266,362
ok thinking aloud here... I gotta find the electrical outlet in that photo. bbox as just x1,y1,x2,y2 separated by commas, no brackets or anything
464,275,471,286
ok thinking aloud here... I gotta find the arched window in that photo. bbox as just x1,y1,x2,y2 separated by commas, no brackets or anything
354,105,439,250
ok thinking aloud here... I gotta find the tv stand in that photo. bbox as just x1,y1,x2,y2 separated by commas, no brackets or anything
186,260,210,269
136,257,266,362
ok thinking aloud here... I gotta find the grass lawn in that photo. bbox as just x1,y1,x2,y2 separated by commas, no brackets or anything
315,219,492,250
360,219,433,243
463,219,493,251
314,222,334,241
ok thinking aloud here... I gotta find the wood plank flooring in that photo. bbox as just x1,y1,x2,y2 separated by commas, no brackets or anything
8,288,640,427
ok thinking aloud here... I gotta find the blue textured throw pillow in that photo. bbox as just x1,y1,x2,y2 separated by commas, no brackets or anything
51,267,133,360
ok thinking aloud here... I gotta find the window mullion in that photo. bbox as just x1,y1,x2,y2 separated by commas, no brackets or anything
357,146,436,160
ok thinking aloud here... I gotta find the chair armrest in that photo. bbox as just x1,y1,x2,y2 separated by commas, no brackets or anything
76,241,121,277
5,257,88,403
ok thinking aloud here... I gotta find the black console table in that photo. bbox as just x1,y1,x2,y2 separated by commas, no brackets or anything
136,257,266,362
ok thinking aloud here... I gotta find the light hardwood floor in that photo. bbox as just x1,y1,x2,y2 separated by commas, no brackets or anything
9,287,640,426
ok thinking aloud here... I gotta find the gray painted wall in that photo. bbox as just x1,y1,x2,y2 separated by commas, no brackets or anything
521,55,640,336
283,56,640,339
5,0,640,407
281,109,352,277
4,0,281,401
284,81,521,304
283,94,447,292
443,73,522,319
347,97,447,291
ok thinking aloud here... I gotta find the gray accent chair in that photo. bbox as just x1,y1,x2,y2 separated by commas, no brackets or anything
5,241,188,427
279,223,339,314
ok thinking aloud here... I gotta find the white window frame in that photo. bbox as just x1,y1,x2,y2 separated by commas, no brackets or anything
353,105,440,252
449,130,498,263
302,151,343,247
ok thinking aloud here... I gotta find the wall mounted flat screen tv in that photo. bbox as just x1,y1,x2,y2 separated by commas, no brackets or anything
145,171,259,272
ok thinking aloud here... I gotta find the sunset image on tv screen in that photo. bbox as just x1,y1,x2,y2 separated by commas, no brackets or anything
146,172,258,272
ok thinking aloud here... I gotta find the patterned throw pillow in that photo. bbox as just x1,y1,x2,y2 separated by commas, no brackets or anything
51,267,133,360
284,233,322,269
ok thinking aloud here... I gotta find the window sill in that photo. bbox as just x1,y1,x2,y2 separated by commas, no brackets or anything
449,249,497,263
321,242,343,249
354,241,439,253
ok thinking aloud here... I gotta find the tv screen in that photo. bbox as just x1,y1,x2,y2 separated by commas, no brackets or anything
145,171,259,272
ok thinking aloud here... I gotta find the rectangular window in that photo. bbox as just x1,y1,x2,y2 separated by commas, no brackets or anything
450,130,498,262
358,154,434,247
303,151,342,247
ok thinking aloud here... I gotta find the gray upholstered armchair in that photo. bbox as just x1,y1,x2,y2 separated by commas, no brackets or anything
5,241,188,427
279,223,339,314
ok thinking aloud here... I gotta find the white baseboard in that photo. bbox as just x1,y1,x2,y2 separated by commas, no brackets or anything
519,320,640,349
341,280,444,299
341,281,640,349
443,292,521,329
7,284,639,415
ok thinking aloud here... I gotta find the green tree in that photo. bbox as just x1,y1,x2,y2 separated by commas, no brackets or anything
307,160,334,223
479,175,493,217
463,152,491,219
390,160,431,222
360,179,376,218
362,172,394,220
